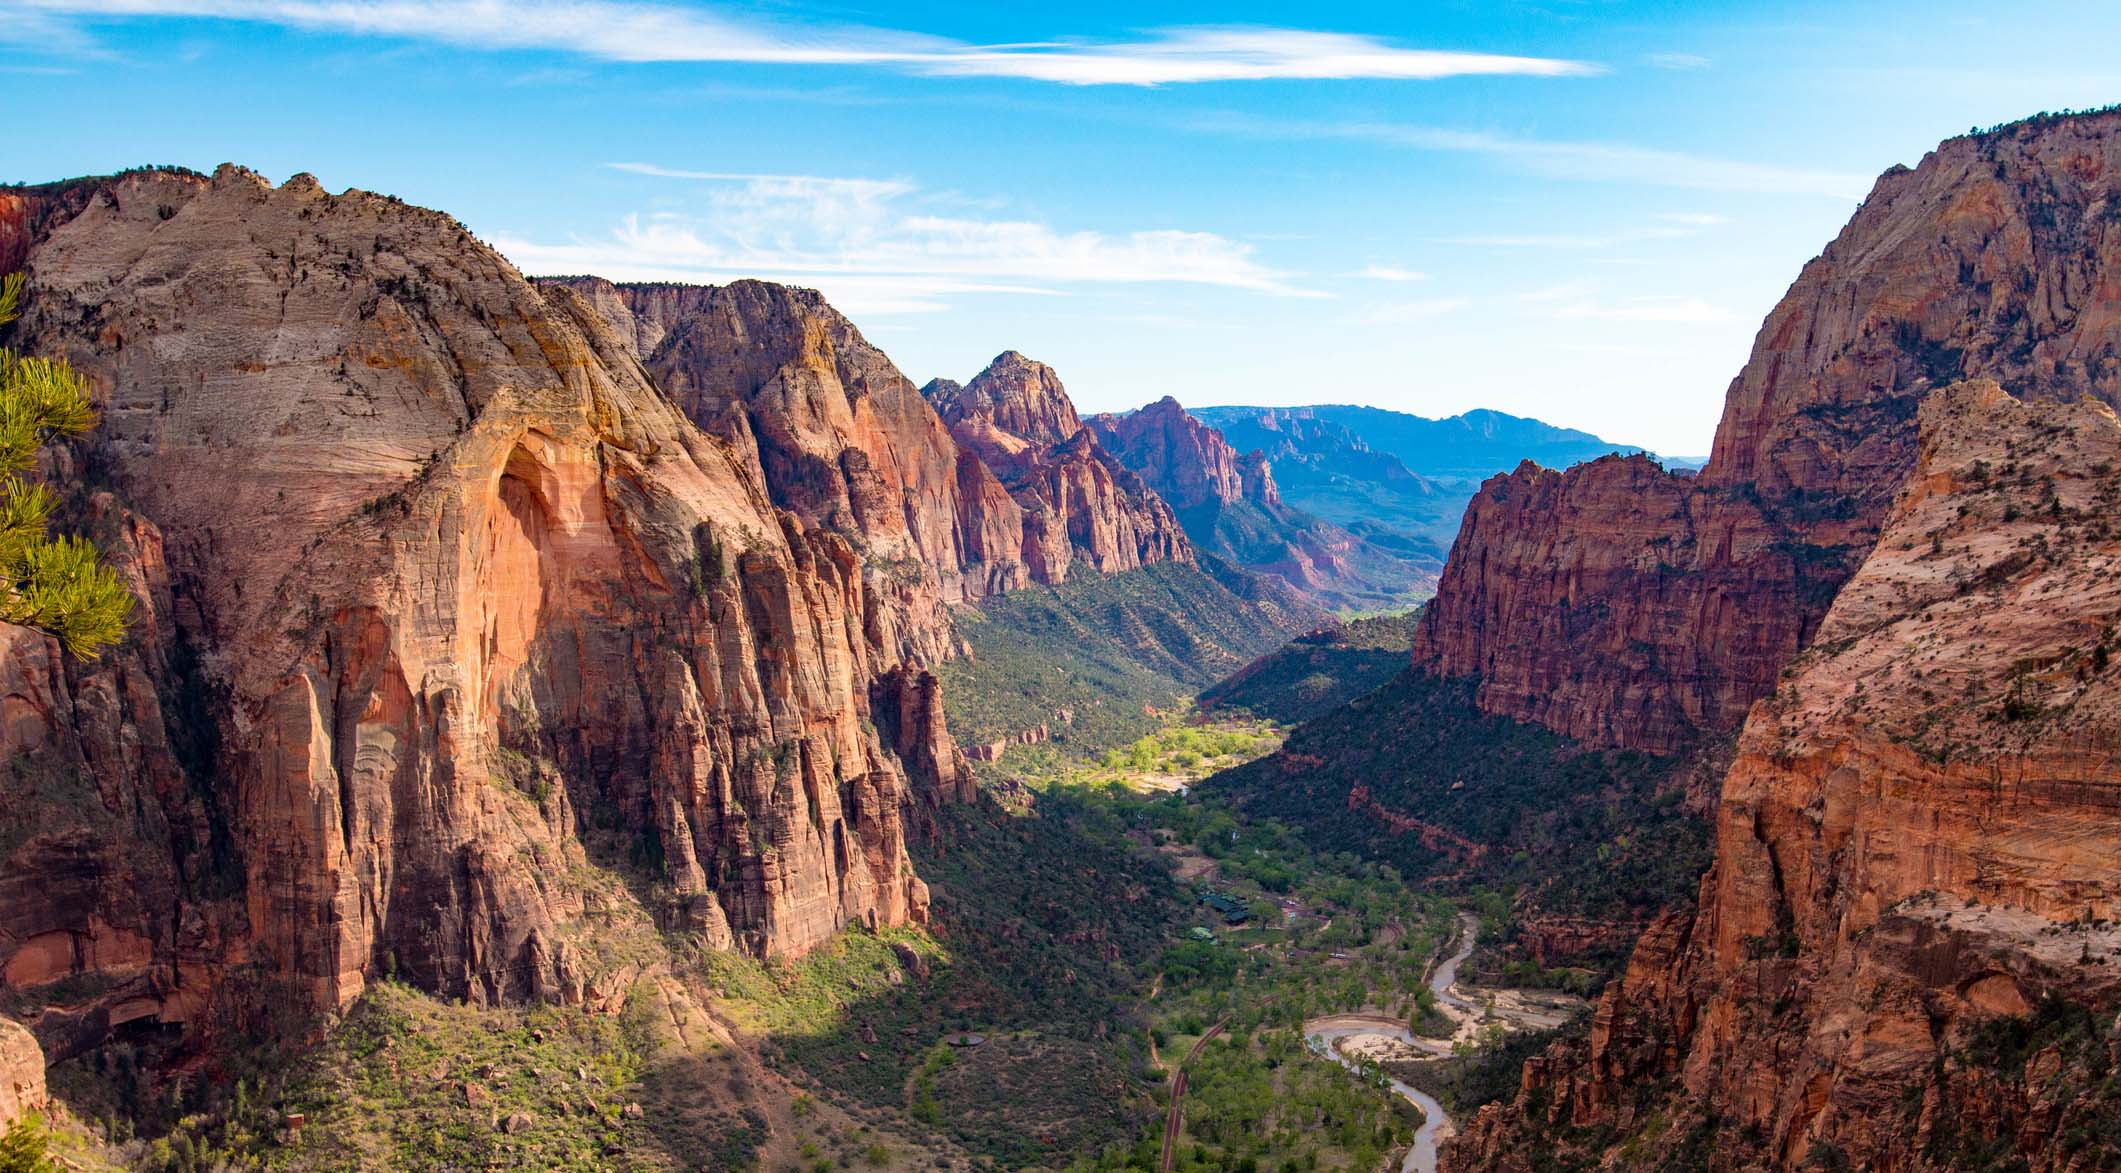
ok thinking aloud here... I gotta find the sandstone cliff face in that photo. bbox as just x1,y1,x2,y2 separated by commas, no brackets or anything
0,167,969,1061
1447,382,2121,1171
540,278,1034,614
1088,397,1437,608
1087,397,1259,512
1416,112,2121,752
923,354,1191,582
0,1019,42,1129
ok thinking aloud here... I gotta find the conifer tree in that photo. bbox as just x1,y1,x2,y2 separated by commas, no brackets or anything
0,272,132,657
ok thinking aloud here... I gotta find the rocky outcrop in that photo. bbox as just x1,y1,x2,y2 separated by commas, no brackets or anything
923,354,1191,581
1088,397,1260,513
539,278,1034,615
1446,382,2121,1171
1089,398,1434,607
0,1019,43,1129
0,167,969,1062
1415,111,2121,752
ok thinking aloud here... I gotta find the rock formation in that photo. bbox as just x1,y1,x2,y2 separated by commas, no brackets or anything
1089,397,1434,608
0,1019,42,1130
922,353,1191,582
0,167,975,1064
540,278,1035,613
1415,111,2121,752
1446,384,2121,1170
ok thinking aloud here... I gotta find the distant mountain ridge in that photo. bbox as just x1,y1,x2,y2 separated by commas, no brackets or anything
1185,403,1680,571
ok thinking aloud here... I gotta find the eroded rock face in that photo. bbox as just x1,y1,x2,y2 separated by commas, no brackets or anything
923,354,1191,581
1416,112,2121,752
1088,397,1257,512
540,278,1034,615
0,1019,43,1129
0,167,966,1058
1446,382,2121,1171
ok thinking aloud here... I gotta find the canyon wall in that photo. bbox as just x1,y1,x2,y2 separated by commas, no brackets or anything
922,353,1192,583
1414,111,2121,751
0,167,975,1063
1448,380,2121,1170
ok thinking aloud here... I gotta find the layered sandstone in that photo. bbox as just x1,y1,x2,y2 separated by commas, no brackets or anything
1090,397,1434,607
923,354,1191,581
1416,111,2121,751
1447,382,2121,1170
540,278,1034,614
0,167,969,1063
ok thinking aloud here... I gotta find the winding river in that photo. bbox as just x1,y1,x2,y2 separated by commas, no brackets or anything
1304,912,1482,1173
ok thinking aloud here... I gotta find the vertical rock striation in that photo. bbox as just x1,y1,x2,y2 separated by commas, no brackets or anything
922,353,1192,582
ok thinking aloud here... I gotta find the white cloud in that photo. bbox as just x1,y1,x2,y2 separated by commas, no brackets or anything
1647,52,1711,71
1438,212,1728,251
499,167,1320,314
1356,264,1427,282
20,2,1596,85
1188,112,1872,199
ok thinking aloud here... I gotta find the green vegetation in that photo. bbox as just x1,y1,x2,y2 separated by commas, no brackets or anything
1930,994,2121,1169
938,562,1309,779
1198,612,1415,724
1033,780,1467,1172
0,272,132,657
1208,671,1711,968
0,1113,52,1173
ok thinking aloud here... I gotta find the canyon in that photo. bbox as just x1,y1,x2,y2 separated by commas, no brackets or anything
1413,111,2121,753
1426,111,2121,1171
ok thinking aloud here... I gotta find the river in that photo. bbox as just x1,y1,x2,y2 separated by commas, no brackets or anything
1304,912,1482,1173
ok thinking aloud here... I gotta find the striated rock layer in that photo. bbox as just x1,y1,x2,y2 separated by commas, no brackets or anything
1415,112,2121,752
922,353,1191,582
541,277,1036,613
0,167,976,1062
1447,382,2121,1171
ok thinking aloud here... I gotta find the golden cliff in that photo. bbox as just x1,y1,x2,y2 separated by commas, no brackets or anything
1414,111,2121,752
1447,382,2121,1170
0,166,977,1064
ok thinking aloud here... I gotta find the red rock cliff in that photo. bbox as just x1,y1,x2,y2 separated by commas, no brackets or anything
923,354,1191,581
0,167,970,1061
1415,112,2121,751
541,278,1035,614
1447,381,2121,1170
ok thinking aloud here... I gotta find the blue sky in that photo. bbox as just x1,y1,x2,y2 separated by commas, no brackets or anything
6,2,2120,454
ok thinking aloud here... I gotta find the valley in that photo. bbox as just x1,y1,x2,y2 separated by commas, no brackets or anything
5,82,2121,1173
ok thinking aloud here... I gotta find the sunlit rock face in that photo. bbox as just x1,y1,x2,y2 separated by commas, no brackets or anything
0,167,975,1058
924,352,1193,583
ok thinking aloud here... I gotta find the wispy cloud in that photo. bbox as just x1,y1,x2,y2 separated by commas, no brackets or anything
1647,52,1711,71
20,2,1596,85
1356,264,1427,282
1186,112,1872,199
501,166,1320,314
